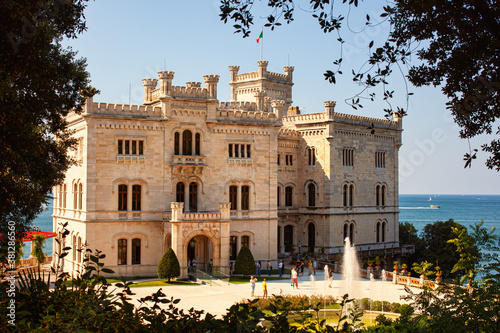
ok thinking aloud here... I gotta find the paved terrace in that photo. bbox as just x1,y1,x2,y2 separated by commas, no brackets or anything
126,272,414,317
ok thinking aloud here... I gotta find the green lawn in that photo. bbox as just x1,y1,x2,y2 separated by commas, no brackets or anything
129,280,198,288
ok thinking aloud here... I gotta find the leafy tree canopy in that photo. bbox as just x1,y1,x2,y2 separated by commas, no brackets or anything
233,245,256,276
0,0,96,249
219,0,500,170
157,247,181,282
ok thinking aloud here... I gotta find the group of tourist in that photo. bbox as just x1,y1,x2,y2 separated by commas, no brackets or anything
249,276,267,298
255,260,285,277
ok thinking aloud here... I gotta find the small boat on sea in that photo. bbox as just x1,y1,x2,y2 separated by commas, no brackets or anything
428,197,432,201
430,205,440,209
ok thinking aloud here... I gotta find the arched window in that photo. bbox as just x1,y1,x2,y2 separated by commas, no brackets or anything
349,184,354,206
189,182,198,212
78,183,83,210
285,186,293,206
195,133,201,155
63,184,67,208
241,185,250,210
376,185,380,206
73,183,78,209
308,183,316,207
308,148,316,166
308,223,316,253
229,185,238,210
230,236,237,260
381,185,386,206
277,186,280,207
132,185,141,211
182,130,192,155
349,223,354,242
241,235,250,248
343,223,349,241
117,239,127,265
77,237,82,263
382,221,386,242
73,235,77,261
118,185,127,211
376,222,380,243
132,238,141,265
176,182,185,204
343,184,348,207
174,132,180,155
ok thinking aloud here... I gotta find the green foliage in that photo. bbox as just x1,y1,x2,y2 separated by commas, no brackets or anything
233,245,256,276
412,261,434,279
157,248,180,282
31,234,46,269
0,0,98,255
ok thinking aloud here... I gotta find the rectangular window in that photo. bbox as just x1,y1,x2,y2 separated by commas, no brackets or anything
118,185,127,211
131,140,137,155
229,185,238,210
234,144,239,158
285,155,293,166
118,140,123,154
241,185,250,210
343,148,354,166
277,154,281,165
132,185,141,211
285,186,293,206
241,235,250,248
247,145,251,158
228,144,233,158
240,144,245,158
132,238,141,265
118,239,127,265
139,141,144,155
124,140,130,155
375,151,386,168
228,143,252,159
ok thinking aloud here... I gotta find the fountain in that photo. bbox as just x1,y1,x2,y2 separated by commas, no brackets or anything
310,274,316,289
342,237,361,298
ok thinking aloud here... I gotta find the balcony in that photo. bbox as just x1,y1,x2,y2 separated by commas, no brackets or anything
228,158,253,166
172,155,206,165
116,155,146,163
171,155,206,176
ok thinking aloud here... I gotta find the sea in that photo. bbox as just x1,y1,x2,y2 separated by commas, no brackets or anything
26,194,500,258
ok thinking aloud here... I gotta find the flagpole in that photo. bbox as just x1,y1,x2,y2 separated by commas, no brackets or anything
260,27,263,61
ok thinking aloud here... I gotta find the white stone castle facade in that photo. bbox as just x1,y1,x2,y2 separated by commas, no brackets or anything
53,61,403,278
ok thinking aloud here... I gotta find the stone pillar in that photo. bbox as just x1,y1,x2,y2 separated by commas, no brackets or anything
219,202,231,220
257,60,268,78
393,111,403,130
264,96,272,113
158,71,174,96
254,91,266,111
283,66,294,82
287,106,300,116
325,101,336,138
393,271,398,284
203,75,220,99
83,95,93,114
271,100,286,120
142,78,158,103
171,202,184,221
229,66,240,102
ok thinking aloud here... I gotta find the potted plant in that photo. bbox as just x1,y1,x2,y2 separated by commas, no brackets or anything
375,256,381,267
401,263,408,274
393,260,399,272
367,260,374,267
435,266,442,279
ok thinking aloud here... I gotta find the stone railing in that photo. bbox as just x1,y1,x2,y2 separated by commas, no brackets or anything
216,109,278,123
334,112,396,129
172,155,206,165
219,101,257,111
282,112,327,124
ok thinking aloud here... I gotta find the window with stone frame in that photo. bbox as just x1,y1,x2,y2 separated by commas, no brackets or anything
118,139,144,155
132,238,141,265
285,186,293,206
342,147,355,167
118,239,127,265
118,185,127,211
132,185,141,211
228,143,252,158
375,151,386,168
285,154,293,166
241,185,250,210
229,185,238,210
241,235,250,248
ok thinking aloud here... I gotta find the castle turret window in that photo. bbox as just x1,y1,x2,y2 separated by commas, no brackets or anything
342,148,354,167
375,151,386,168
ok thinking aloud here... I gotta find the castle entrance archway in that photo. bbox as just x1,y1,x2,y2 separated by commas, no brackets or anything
187,235,213,272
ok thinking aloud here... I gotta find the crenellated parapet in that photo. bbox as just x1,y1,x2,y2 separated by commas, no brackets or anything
88,102,162,117
219,101,257,111
282,111,327,125
216,109,278,124
203,74,220,99
334,112,396,129
278,127,301,138
170,86,208,99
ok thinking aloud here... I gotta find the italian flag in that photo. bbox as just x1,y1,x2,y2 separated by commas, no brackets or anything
256,31,263,43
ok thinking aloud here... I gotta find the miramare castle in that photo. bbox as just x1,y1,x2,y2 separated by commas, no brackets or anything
53,61,406,278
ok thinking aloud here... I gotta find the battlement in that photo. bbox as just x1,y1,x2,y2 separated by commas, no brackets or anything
282,112,327,125
171,86,208,99
217,109,278,124
88,102,162,117
219,101,257,111
334,112,396,129
279,127,301,138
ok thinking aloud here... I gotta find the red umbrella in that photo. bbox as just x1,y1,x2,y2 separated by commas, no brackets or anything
21,230,57,242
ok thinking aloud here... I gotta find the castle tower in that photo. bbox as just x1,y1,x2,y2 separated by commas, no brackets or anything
203,75,220,99
142,78,158,103
228,66,240,101
254,91,266,111
158,71,175,96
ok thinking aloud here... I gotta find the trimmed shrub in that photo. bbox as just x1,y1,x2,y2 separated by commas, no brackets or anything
390,302,401,313
157,247,180,282
372,300,382,311
233,245,256,276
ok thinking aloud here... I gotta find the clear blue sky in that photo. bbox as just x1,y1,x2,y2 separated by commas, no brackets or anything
64,0,499,194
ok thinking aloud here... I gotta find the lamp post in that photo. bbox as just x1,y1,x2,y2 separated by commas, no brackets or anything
298,241,301,257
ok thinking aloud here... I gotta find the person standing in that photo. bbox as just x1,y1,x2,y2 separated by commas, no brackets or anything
313,259,317,275
308,260,313,276
256,261,261,276
278,260,283,277
262,278,268,298
291,267,298,289
267,261,272,276
250,276,257,297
